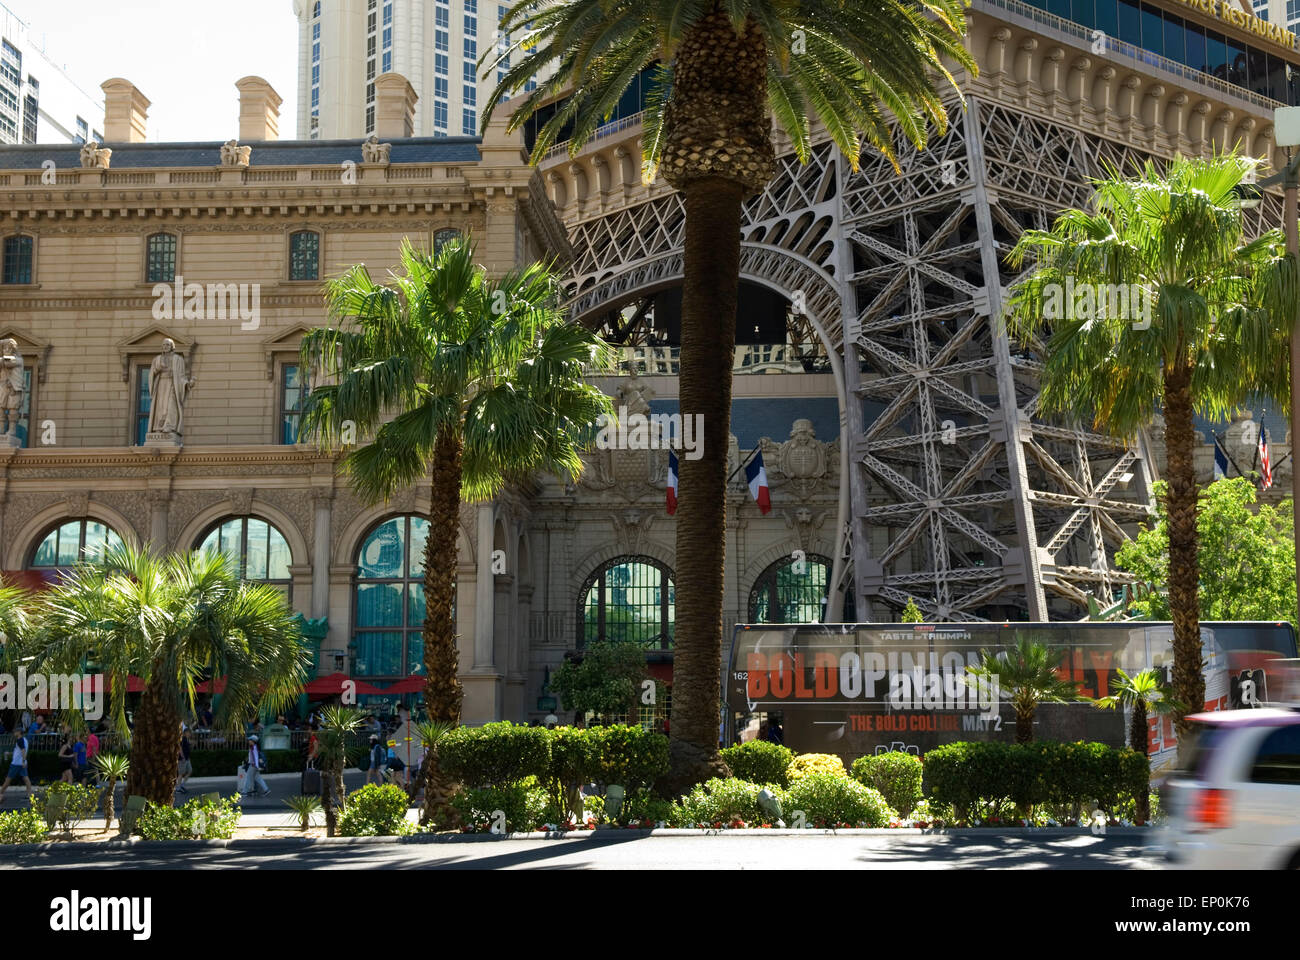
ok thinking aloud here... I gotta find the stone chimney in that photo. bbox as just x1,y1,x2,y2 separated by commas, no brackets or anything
374,73,418,139
101,78,150,143
236,76,283,141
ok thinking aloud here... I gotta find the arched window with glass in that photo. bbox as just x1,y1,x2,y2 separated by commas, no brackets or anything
28,519,124,573
145,233,177,283
197,516,293,599
579,556,674,650
748,554,853,624
353,515,434,678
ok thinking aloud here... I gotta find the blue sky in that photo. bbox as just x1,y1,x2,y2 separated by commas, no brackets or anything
6,0,299,142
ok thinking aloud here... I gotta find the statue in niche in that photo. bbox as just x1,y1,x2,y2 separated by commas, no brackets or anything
0,338,23,443
147,339,195,440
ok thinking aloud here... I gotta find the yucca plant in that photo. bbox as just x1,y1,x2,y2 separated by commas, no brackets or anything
92,753,130,831
284,794,322,831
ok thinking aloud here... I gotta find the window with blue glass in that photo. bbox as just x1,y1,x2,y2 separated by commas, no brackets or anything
145,233,177,284
748,554,855,624
464,38,476,59
354,516,438,677
383,27,391,46
311,87,320,108
30,519,124,572
312,1,320,17
464,61,476,82
436,29,448,52
436,5,448,27
382,51,391,72
465,15,476,36
311,64,320,85
5,367,31,447
134,363,151,445
466,0,476,11
383,2,392,25
2,235,33,284
312,22,320,40
289,231,319,281
312,40,320,60
199,516,293,600
435,76,448,99
579,556,674,649
463,84,476,106
463,108,476,135
434,101,448,129
280,363,308,444
436,53,448,75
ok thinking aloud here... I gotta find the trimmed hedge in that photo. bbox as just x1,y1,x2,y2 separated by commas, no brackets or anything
787,753,847,783
720,741,794,787
439,722,551,788
851,752,923,817
786,773,894,827
590,724,669,791
923,741,1149,821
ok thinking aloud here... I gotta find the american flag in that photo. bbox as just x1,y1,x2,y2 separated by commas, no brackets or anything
1260,426,1273,490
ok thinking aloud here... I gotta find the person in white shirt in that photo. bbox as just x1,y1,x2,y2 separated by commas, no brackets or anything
0,733,32,801
243,735,270,797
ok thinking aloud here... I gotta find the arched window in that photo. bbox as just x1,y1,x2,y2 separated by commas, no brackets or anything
748,554,853,623
353,515,434,677
579,556,674,650
289,230,320,281
145,233,177,283
29,519,124,571
433,228,461,255
313,1,321,17
197,516,293,597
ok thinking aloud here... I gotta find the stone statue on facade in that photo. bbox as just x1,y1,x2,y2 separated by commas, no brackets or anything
79,141,111,169
220,139,251,167
146,339,194,443
361,135,391,164
0,338,23,445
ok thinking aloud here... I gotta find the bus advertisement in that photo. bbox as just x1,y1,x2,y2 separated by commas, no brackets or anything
724,621,1299,773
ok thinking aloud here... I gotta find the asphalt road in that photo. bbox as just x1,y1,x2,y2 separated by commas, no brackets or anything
3,832,1160,870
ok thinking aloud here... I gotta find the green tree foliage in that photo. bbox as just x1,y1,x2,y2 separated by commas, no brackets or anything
550,641,649,719
901,597,924,623
1116,477,1296,626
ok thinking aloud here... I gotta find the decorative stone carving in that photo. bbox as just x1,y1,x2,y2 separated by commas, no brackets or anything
79,141,111,169
145,338,194,445
0,339,24,446
610,509,655,555
781,506,830,552
63,490,91,518
227,487,254,516
361,135,391,164
220,139,252,167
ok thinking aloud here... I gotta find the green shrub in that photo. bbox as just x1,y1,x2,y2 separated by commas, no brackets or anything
786,753,847,783
340,783,413,836
678,778,787,827
786,772,893,827
923,741,1149,822
439,722,551,788
37,781,100,832
720,741,794,787
590,725,669,791
138,795,242,840
546,726,599,818
450,783,549,833
851,752,924,817
0,809,47,844
620,787,678,826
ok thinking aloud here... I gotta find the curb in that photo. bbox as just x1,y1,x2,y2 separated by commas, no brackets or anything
0,825,1154,854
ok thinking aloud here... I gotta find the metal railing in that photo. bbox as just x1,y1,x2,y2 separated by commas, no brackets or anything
976,0,1285,111
542,110,646,161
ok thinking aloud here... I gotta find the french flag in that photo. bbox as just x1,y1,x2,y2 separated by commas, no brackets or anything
666,450,678,515
745,450,772,515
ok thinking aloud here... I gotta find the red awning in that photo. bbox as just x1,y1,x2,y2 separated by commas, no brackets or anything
381,675,427,694
302,673,384,696
195,677,228,694
647,662,674,683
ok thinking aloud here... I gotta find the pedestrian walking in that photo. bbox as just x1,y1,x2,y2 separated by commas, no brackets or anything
241,735,270,796
365,735,385,786
72,733,88,783
177,725,193,793
58,732,76,783
0,732,33,802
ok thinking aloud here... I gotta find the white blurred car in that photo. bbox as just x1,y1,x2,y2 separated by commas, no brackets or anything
1161,708,1300,869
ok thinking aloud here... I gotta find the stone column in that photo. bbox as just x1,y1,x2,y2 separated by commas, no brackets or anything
311,487,333,619
473,504,495,669
147,488,170,550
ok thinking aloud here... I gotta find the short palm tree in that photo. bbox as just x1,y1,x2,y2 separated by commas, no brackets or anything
299,237,612,822
315,705,364,836
1005,154,1295,748
35,543,310,805
410,719,457,826
92,753,130,830
485,0,974,792
966,638,1083,744
1095,667,1179,823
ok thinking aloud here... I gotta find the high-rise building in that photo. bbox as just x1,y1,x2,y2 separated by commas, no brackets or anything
0,2,102,145
293,0,540,141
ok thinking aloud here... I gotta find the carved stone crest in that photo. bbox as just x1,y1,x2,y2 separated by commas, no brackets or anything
610,509,655,555
64,490,91,519
227,487,254,516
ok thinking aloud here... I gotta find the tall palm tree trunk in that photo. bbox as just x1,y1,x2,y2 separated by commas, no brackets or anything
420,426,464,826
1130,699,1150,823
661,9,773,794
1014,703,1034,744
125,673,181,805
1163,368,1204,755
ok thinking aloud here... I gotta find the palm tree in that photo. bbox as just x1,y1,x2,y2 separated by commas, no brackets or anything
1005,154,1294,748
1095,666,1180,822
409,719,456,826
484,0,974,791
92,753,130,830
36,543,310,805
966,637,1083,744
315,705,363,836
299,238,612,823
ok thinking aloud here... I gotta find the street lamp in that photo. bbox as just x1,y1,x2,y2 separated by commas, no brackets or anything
1262,105,1300,624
